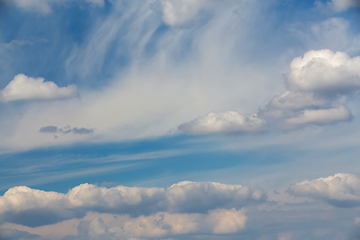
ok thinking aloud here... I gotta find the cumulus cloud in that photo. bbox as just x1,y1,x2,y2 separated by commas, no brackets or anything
0,74,78,102
287,173,360,207
286,49,360,96
0,181,265,227
64,209,247,240
178,112,267,135
9,0,104,14
180,49,360,134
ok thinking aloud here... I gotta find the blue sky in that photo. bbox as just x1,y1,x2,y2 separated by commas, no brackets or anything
1,0,360,239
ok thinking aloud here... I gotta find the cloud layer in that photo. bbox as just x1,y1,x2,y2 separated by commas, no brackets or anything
0,74,78,102
180,49,360,134
0,181,265,227
64,209,247,240
287,173,360,207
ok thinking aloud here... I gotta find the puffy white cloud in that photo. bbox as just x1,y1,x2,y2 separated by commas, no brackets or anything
180,49,360,134
286,49,360,96
178,112,267,135
287,173,360,207
122,208,247,238
65,209,246,240
160,0,214,26
330,0,360,11
0,181,265,227
9,0,104,14
0,74,78,102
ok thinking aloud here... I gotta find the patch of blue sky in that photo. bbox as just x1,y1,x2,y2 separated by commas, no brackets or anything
0,133,294,193
0,1,110,88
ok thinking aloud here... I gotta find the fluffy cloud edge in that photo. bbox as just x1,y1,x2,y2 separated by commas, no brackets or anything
178,111,267,135
287,173,360,207
0,181,265,227
0,74,79,102
178,49,360,135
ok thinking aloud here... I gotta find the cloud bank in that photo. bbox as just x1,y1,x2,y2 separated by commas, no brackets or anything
64,209,247,240
0,74,78,102
287,173,360,207
180,49,360,134
0,181,265,227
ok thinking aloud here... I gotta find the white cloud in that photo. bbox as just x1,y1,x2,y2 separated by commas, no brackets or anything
160,0,213,26
287,173,360,207
259,91,330,120
330,0,360,11
180,49,360,134
178,112,267,135
0,74,78,102
9,0,104,14
0,181,265,227
12,0,53,14
281,105,352,130
286,49,360,96
122,208,247,238
62,208,246,240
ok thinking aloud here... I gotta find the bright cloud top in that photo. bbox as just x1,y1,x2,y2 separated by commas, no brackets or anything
0,181,265,227
10,0,104,14
0,74,78,102
287,173,360,208
286,49,360,95
180,49,360,134
178,112,267,135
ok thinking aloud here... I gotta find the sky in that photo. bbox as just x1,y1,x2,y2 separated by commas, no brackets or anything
1,0,360,239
